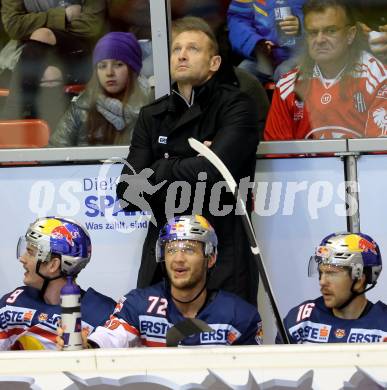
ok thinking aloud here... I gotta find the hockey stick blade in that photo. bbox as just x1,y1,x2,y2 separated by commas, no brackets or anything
188,137,289,344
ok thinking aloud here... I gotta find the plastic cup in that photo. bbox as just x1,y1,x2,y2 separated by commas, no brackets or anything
368,31,385,51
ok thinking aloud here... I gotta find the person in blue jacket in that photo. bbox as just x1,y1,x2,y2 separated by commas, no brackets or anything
277,232,387,344
227,0,305,83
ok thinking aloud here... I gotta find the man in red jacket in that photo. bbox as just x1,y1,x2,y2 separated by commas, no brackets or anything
264,0,386,140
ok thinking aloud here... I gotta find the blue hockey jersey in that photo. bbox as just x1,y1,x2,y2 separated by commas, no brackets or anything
277,296,387,344
0,286,115,350
89,282,263,348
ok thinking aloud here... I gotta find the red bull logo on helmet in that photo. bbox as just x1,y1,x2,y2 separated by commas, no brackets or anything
344,234,377,254
316,246,331,259
36,218,76,246
358,238,378,255
170,222,188,236
51,225,75,246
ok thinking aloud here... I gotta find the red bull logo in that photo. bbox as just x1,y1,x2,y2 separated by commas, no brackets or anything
51,225,74,246
316,246,330,258
358,238,377,254
171,223,186,233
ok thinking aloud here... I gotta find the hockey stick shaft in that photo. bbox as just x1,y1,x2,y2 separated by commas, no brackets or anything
188,137,290,344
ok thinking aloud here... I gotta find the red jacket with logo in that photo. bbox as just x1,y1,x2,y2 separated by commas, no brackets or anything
265,51,387,140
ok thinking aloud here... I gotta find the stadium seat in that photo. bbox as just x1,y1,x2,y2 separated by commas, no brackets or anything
0,88,9,97
64,84,85,95
0,119,50,148
0,84,85,97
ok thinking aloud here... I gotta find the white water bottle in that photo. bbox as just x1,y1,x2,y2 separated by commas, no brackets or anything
274,0,296,47
60,277,83,351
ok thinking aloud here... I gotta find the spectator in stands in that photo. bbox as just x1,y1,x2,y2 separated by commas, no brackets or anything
49,32,152,147
0,0,106,128
264,0,386,140
116,17,261,306
277,232,387,343
107,0,151,40
0,217,115,351
171,0,228,31
58,215,263,348
215,22,270,140
233,67,270,141
227,0,305,84
107,1,154,80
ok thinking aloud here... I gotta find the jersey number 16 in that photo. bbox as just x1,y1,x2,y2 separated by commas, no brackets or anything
296,303,315,322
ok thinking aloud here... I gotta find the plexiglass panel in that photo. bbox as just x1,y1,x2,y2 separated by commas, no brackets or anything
0,0,159,149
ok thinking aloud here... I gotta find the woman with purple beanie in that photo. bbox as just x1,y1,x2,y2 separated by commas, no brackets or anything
49,32,153,147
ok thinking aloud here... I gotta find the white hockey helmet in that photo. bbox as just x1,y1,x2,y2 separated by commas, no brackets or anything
17,217,91,276
156,215,218,262
308,232,382,284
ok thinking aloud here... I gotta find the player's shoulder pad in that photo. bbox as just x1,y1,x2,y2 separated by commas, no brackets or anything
120,283,166,309
286,297,318,318
374,300,387,312
133,282,166,299
217,290,260,316
0,286,29,304
82,288,116,311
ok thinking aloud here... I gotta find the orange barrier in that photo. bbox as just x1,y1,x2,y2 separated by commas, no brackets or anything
0,119,50,148
0,88,9,97
0,84,85,97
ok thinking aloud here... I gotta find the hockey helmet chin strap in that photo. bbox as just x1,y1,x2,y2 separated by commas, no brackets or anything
35,259,64,298
336,278,377,311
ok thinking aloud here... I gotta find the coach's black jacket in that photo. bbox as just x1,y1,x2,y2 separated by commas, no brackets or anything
117,68,261,305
